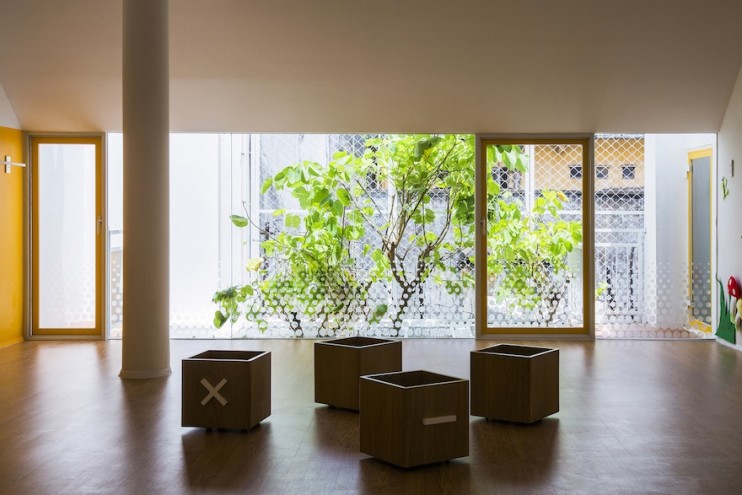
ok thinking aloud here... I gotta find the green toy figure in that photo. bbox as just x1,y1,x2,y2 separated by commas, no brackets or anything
716,276,739,344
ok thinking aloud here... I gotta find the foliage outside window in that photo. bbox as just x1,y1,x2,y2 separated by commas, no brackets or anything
212,135,583,336
492,166,509,190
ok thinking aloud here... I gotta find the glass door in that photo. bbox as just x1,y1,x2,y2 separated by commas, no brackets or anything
687,148,713,332
476,137,592,336
31,136,103,336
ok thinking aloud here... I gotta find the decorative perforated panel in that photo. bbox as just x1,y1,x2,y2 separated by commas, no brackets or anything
485,143,584,329
107,133,711,339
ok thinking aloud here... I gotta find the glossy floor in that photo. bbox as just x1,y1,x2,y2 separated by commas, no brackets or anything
0,338,740,494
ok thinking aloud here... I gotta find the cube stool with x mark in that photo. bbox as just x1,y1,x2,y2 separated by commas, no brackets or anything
182,350,271,430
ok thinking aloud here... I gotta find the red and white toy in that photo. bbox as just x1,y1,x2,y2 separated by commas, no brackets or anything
728,276,742,328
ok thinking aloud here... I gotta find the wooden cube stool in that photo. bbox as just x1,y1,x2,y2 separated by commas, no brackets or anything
314,337,402,411
470,344,558,424
360,370,469,468
182,350,271,430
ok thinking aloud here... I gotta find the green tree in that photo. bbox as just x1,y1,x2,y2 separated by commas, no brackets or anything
213,135,582,335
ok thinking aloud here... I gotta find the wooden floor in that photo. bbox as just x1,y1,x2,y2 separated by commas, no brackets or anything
1,338,741,494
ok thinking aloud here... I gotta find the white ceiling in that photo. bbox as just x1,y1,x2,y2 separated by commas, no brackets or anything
1,0,742,133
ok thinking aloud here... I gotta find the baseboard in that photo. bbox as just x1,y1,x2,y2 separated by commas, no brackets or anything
0,336,24,349
119,367,172,379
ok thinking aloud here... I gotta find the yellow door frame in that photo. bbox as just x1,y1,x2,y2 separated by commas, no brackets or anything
687,148,713,333
30,135,104,337
475,135,595,338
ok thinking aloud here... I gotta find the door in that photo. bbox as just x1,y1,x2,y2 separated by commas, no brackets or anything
475,137,592,336
687,149,712,332
31,136,104,337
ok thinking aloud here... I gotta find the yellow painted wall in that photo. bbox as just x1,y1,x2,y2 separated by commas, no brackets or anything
0,126,24,348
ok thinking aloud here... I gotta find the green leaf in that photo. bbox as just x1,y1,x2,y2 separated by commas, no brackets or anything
273,171,286,187
371,248,385,264
294,187,311,209
230,215,249,228
246,258,263,271
332,200,345,217
285,213,301,229
262,239,275,256
260,177,273,194
413,136,440,159
314,188,331,206
369,303,388,324
287,167,301,184
213,310,227,328
486,180,501,196
337,188,351,206
307,163,320,176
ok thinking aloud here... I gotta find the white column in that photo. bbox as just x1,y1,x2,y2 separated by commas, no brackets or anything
120,0,170,378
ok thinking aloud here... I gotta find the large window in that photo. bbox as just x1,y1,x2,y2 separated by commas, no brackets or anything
109,134,477,338
238,134,476,338
479,139,588,335
107,133,715,339
108,134,234,338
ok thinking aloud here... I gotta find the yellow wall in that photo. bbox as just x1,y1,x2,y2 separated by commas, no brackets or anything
0,126,24,347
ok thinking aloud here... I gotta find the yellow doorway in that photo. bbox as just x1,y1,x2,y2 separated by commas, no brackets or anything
31,136,104,337
475,136,593,337
687,148,713,332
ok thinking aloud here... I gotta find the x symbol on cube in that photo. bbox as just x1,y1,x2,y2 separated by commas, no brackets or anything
200,378,228,406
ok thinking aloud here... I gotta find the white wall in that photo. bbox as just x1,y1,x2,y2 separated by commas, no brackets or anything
0,82,20,129
718,65,742,346
650,134,716,270
645,133,716,328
